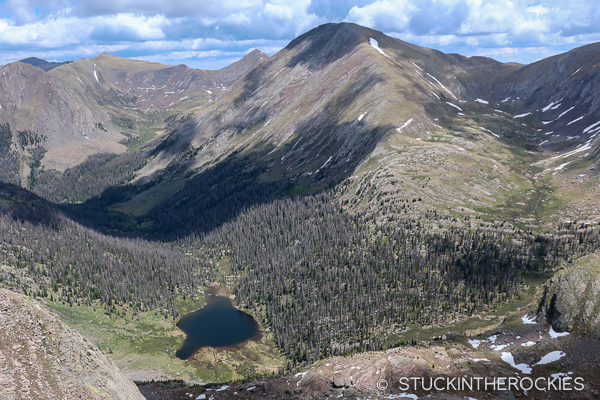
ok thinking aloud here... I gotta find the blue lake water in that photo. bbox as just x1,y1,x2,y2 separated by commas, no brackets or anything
175,287,261,360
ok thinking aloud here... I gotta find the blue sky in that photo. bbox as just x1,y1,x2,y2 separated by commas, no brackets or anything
0,0,598,69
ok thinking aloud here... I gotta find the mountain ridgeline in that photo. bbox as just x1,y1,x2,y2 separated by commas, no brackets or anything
1,22,600,385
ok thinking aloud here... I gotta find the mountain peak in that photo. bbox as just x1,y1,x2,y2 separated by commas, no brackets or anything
283,23,372,70
18,57,71,71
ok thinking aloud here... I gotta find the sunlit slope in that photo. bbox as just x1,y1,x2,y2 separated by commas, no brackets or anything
50,50,268,113
0,61,126,172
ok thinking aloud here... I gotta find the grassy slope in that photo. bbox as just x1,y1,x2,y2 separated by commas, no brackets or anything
36,254,285,385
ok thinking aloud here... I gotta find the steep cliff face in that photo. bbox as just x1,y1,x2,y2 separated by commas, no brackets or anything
0,289,145,400
536,252,600,335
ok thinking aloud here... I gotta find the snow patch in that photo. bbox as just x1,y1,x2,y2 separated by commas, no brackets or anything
514,112,531,118
567,116,583,126
315,156,333,174
491,344,510,351
571,68,582,76
535,351,566,365
551,372,573,378
475,98,489,104
409,61,421,71
468,339,484,348
294,372,308,387
583,121,600,133
549,326,570,338
542,101,560,112
555,144,592,160
369,38,390,58
206,90,212,94
501,352,532,374
557,106,575,119
522,314,536,324
428,74,458,100
396,119,413,132
521,341,536,347
555,161,572,171
216,385,229,392
446,102,463,111
385,394,418,399
93,70,99,83
358,113,365,121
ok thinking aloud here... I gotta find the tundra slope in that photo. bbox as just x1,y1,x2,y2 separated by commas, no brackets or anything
117,23,600,232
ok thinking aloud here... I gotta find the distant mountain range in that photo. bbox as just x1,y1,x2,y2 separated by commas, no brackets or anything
1,22,598,225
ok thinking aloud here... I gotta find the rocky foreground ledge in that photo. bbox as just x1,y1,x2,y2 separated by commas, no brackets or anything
139,326,599,400
0,289,144,400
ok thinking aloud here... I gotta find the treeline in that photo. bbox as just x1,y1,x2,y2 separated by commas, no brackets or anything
0,184,209,319
182,193,600,367
31,152,149,203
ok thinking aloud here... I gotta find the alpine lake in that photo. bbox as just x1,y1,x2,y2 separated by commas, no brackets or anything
175,287,262,360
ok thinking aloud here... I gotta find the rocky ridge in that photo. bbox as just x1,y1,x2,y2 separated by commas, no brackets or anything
535,252,600,336
0,289,144,400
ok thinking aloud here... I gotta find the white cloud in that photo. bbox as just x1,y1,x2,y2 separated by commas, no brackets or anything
526,4,549,16
0,13,169,48
345,0,414,31
0,0,598,68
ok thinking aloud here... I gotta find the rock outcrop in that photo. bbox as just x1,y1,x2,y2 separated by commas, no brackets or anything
536,252,600,335
0,289,145,400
